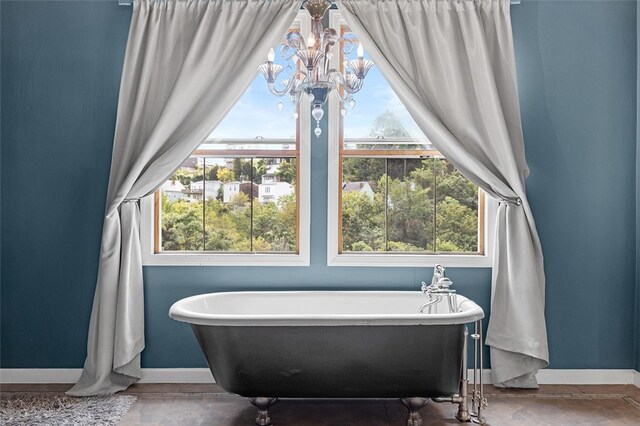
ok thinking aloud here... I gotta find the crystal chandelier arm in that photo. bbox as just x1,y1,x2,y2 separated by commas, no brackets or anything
267,70,308,97
322,28,339,57
330,85,352,103
286,30,307,53
327,69,363,95
341,38,355,55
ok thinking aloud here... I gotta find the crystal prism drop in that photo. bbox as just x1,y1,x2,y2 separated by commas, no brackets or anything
314,126,322,137
340,108,347,117
311,106,324,122
309,93,315,103
349,98,356,109
276,101,284,111
293,112,299,120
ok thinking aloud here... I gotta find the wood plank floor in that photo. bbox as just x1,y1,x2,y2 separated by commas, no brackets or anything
2,383,640,425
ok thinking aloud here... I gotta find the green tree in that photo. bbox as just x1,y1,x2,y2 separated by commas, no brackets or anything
369,110,410,138
203,197,250,251
252,193,297,252
232,158,243,181
229,192,249,208
161,195,203,251
172,164,204,187
434,160,478,210
436,197,478,252
343,157,385,183
385,176,434,251
350,241,373,251
217,168,234,182
254,159,268,184
206,164,220,181
341,190,384,251
276,159,296,184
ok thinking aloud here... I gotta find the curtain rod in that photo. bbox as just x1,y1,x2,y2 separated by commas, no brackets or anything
117,0,522,6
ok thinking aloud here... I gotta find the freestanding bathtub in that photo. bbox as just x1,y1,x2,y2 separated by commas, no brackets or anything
169,291,485,425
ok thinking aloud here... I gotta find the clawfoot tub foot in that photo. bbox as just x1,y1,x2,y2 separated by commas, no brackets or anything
401,397,429,426
249,397,278,426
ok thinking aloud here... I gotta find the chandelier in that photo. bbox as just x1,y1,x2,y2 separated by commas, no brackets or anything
258,0,373,137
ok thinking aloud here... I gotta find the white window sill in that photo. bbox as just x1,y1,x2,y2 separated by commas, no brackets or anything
327,253,491,268
142,252,309,267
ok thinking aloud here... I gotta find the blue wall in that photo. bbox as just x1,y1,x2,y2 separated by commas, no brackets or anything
512,1,637,369
636,3,640,373
1,1,637,371
1,0,130,367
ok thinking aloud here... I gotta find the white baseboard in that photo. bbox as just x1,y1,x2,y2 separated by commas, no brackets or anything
139,368,214,384
536,369,638,385
467,369,639,386
0,368,215,384
0,369,82,384
1,368,638,388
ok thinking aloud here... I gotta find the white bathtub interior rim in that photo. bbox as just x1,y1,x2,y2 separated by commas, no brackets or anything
169,291,485,326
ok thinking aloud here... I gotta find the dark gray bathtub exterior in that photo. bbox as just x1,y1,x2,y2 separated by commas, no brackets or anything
192,323,465,398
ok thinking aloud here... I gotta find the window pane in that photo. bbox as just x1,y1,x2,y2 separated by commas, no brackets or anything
341,158,385,252
340,28,429,150
434,159,479,253
253,158,297,252
204,158,252,251
340,157,480,254
336,24,481,257
160,156,297,253
160,158,205,251
386,158,435,252
154,24,302,257
207,41,297,142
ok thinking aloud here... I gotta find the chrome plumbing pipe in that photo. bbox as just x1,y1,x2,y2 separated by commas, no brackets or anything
418,295,441,313
470,319,487,425
432,396,462,403
471,321,479,410
455,326,471,421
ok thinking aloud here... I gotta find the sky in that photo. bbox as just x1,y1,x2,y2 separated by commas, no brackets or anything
208,37,427,142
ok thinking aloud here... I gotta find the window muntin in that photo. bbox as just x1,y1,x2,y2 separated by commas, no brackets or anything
328,15,487,265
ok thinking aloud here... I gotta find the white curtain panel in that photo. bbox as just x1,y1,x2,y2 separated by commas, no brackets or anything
337,0,548,387
67,0,301,396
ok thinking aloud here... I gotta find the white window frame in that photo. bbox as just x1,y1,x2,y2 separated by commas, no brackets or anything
326,11,495,268
140,12,310,267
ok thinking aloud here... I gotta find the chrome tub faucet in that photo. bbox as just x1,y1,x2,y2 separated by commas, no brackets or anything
419,265,459,314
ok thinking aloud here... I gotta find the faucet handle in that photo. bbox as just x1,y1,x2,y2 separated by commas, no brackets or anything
437,277,453,289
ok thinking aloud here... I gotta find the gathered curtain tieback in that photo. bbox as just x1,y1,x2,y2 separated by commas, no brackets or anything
498,195,522,206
